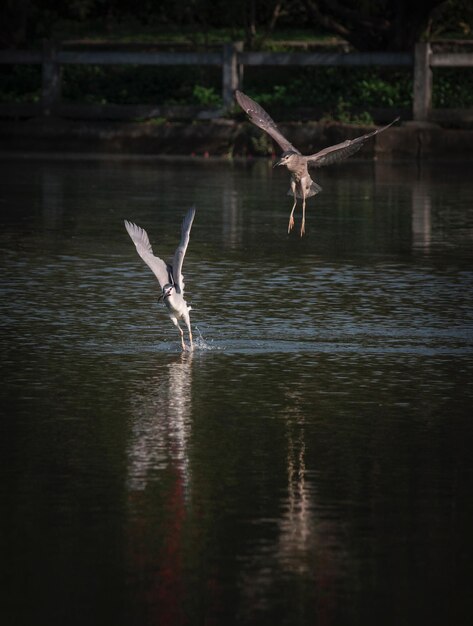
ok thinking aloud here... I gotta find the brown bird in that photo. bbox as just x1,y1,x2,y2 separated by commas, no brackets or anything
236,90,399,236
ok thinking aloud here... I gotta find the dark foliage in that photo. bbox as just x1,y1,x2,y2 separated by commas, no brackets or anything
1,0,472,51
302,0,447,51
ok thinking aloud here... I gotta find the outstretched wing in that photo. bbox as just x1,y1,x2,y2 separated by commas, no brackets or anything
124,220,169,289
235,90,301,155
172,206,196,294
307,117,399,168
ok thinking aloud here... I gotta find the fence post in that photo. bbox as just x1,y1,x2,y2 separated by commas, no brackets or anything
413,42,432,122
222,42,243,108
42,40,61,116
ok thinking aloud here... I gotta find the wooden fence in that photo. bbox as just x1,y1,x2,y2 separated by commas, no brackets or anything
0,41,472,123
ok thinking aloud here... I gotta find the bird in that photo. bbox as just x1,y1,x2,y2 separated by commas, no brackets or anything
235,90,399,236
124,207,196,351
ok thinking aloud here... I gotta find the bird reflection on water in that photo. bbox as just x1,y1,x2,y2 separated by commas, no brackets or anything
127,351,194,494
126,351,194,624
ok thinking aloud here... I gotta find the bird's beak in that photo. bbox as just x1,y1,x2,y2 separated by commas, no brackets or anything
273,158,283,168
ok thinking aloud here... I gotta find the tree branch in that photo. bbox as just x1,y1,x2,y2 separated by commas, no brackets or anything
303,0,352,39
320,0,390,31
268,0,285,32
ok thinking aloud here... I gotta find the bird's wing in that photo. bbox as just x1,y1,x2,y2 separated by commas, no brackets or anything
235,90,301,155
172,206,196,294
307,117,399,168
124,220,169,289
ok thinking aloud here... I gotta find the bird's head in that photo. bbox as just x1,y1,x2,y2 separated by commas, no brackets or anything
273,150,297,168
159,283,174,302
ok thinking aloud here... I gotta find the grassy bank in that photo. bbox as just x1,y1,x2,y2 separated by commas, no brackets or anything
1,27,472,124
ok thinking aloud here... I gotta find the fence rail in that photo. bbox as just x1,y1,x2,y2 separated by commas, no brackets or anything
240,51,413,66
0,41,472,123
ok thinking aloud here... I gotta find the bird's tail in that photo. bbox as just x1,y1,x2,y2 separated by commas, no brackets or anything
287,179,322,199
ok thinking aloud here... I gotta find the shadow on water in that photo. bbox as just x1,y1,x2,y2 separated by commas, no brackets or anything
1,156,473,626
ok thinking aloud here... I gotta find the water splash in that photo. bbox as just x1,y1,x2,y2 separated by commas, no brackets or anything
194,327,220,351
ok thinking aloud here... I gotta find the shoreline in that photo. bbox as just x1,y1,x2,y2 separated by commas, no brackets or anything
1,117,472,160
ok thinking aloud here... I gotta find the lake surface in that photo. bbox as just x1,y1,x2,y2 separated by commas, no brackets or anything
1,155,473,626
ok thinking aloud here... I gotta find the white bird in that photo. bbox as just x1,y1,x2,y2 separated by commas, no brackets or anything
124,207,196,351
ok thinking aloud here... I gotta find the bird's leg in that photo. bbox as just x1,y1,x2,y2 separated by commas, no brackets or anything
288,199,297,233
301,178,307,237
300,192,306,237
171,316,186,351
288,180,297,233
184,314,194,351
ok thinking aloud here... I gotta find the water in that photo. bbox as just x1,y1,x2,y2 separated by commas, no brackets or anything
1,156,473,626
